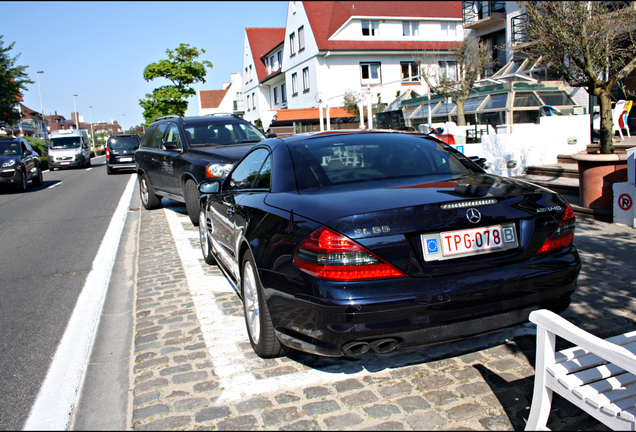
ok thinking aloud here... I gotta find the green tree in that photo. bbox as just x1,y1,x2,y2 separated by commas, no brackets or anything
517,1,636,154
139,43,213,126
0,35,33,126
415,36,490,126
126,124,145,137
342,91,360,117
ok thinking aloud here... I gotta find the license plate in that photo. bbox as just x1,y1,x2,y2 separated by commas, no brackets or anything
61,162,70,165
422,223,518,262
119,157,133,162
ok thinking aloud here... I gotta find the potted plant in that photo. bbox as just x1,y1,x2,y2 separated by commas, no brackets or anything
518,1,636,209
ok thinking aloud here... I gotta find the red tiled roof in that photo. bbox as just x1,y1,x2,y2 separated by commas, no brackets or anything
246,27,286,82
275,107,356,122
304,1,462,51
200,89,229,109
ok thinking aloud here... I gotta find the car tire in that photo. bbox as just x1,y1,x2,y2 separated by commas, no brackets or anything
241,250,290,358
199,209,217,265
86,157,91,168
18,170,27,192
106,165,113,175
184,179,200,226
32,165,43,187
50,166,55,171
139,173,162,210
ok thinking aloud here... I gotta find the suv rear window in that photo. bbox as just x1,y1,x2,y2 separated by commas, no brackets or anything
108,136,140,150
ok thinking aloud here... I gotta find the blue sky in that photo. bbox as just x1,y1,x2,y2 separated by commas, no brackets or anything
2,1,288,129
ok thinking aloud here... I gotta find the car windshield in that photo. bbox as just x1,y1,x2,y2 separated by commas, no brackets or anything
184,121,266,147
50,136,81,149
109,136,139,150
292,133,473,185
0,141,20,155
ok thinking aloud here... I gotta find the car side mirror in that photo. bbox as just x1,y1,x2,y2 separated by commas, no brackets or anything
266,133,277,138
162,141,180,151
199,180,220,194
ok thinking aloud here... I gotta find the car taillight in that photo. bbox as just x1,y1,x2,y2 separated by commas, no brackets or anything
534,202,576,255
105,147,110,160
294,226,407,281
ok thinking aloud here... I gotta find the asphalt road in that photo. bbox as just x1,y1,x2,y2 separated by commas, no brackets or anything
0,156,134,430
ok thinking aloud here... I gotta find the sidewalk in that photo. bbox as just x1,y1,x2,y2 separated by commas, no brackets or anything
127,201,636,431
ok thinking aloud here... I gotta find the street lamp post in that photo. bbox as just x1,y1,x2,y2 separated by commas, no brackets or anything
72,94,79,129
36,71,46,141
88,106,95,153
121,114,125,134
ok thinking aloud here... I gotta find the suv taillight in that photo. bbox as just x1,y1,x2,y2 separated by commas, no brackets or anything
294,226,406,281
534,202,576,255
105,146,110,160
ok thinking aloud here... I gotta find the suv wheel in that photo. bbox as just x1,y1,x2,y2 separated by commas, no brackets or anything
139,173,162,210
184,179,200,226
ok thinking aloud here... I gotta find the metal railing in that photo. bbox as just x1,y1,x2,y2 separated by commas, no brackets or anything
511,13,529,45
463,1,506,25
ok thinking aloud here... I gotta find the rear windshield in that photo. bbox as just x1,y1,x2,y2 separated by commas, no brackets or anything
183,121,266,147
108,136,140,150
291,133,473,186
50,136,81,149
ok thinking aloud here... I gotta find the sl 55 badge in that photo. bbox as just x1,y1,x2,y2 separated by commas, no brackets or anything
355,226,391,236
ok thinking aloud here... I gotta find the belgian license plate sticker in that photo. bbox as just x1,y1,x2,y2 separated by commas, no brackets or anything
422,223,517,262
119,157,133,162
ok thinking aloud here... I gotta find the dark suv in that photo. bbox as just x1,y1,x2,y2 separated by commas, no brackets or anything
135,114,269,225
106,134,141,174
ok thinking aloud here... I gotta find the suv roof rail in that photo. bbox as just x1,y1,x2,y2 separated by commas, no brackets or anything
205,113,242,119
153,115,180,122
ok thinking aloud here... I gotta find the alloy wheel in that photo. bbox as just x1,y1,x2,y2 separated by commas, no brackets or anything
243,261,261,345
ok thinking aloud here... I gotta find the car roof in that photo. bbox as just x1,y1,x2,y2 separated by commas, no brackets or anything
152,114,245,125
279,129,430,143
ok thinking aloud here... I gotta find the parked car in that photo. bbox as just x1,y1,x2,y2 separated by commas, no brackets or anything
197,130,581,358
106,134,141,174
135,114,269,225
0,133,43,191
48,129,91,170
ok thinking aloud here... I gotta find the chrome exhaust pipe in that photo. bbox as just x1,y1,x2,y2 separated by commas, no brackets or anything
342,341,370,357
369,338,398,354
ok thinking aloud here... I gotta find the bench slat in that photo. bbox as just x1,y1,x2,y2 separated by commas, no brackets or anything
548,340,636,378
619,405,636,423
573,371,636,399
556,331,636,363
601,393,636,418
587,381,636,409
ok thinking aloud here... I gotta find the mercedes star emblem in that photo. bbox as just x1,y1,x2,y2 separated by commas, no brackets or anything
466,208,481,224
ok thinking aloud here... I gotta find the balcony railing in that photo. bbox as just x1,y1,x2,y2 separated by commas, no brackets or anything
511,13,529,46
463,1,506,28
233,99,245,112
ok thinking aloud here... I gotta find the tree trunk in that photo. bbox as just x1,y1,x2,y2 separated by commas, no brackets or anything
597,90,615,154
455,99,466,126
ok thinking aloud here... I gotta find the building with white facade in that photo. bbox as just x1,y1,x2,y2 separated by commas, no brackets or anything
198,73,244,116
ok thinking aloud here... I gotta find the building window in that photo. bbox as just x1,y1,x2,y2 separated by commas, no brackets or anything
360,62,381,84
401,62,419,82
252,92,256,109
402,21,419,36
249,65,253,82
274,87,279,104
298,26,305,51
442,22,457,38
289,32,296,56
302,67,310,92
281,83,287,102
291,73,298,95
438,61,458,81
277,50,282,69
362,20,379,36
246,95,250,111
245,67,248,84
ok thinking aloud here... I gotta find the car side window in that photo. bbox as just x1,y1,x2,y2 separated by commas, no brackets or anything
252,155,271,189
150,123,168,149
21,142,28,155
229,148,270,191
165,124,182,149
141,126,156,148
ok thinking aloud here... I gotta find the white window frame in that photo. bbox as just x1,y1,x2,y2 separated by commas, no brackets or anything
246,94,251,111
360,62,381,85
298,26,305,51
362,20,379,36
252,92,256,109
401,62,419,82
402,21,419,36
302,67,310,92
274,87,279,104
289,32,296,56
249,65,253,82
438,60,458,81
291,72,298,95
281,83,287,102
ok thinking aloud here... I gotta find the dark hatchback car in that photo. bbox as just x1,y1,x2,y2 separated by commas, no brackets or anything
198,130,581,359
135,114,269,225
106,134,141,174
0,133,43,192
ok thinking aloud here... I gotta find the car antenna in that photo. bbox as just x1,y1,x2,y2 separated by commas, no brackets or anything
287,209,294,234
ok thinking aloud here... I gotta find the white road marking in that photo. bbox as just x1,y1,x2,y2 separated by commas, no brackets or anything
163,205,536,402
23,175,137,431
46,182,62,189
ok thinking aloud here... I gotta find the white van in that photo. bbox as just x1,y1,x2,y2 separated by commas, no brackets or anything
48,129,92,170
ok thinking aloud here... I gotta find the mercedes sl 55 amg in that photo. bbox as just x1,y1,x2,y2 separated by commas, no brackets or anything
197,131,581,358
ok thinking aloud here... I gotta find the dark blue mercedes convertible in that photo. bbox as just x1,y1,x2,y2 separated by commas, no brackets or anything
198,130,581,358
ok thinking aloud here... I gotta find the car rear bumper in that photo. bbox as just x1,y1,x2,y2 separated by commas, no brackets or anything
264,247,580,357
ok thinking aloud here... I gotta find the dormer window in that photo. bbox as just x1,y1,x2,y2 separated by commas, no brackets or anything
361,20,379,36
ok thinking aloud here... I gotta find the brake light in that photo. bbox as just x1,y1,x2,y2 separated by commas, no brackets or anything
534,202,576,255
105,146,110,160
294,226,407,281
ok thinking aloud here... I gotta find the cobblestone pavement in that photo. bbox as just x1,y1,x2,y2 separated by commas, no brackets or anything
128,200,636,431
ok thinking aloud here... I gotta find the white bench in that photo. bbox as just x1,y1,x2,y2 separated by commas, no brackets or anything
526,309,636,430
